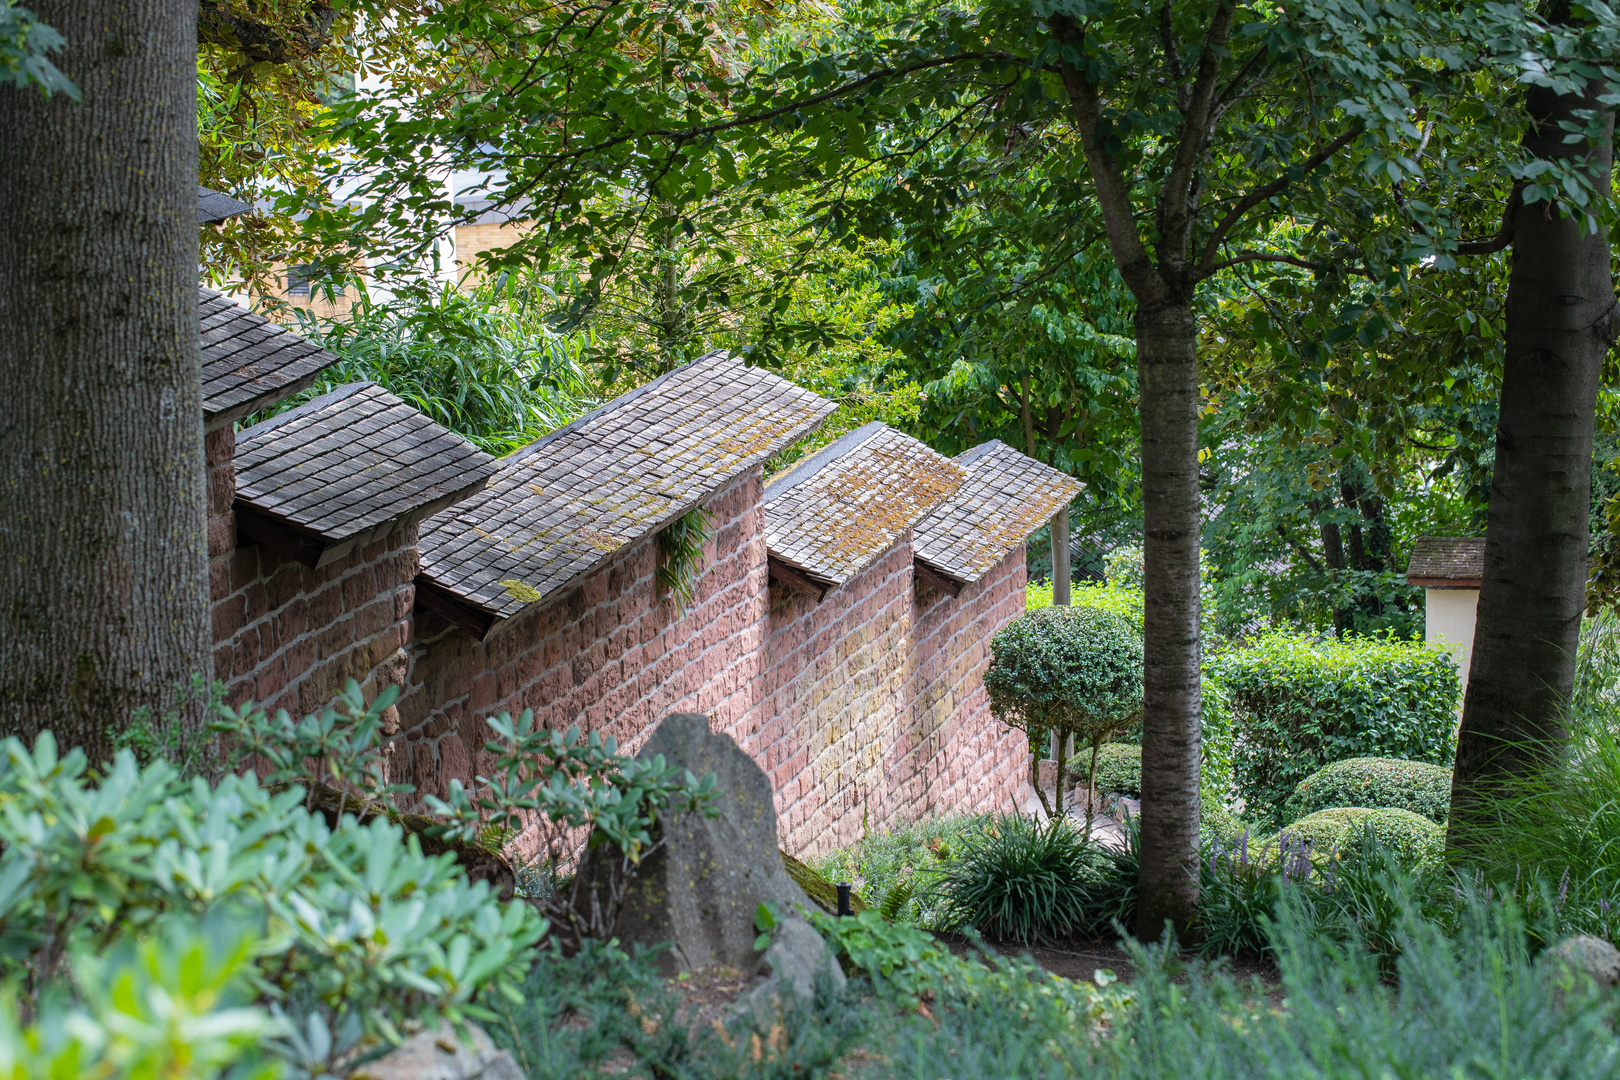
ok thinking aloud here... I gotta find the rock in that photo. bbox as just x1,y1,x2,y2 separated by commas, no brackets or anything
1544,934,1620,990
594,713,813,975
348,1022,522,1080
740,913,847,1029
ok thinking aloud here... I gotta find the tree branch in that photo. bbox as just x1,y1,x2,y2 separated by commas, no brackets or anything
1159,3,1187,110
1194,128,1359,278
1049,16,1161,300
1158,1,1236,264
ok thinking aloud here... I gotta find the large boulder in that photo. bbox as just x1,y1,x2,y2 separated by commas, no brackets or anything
598,713,815,975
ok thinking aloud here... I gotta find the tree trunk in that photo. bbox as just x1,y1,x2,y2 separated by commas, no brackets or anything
0,0,207,765
1134,301,1203,939
1449,65,1618,851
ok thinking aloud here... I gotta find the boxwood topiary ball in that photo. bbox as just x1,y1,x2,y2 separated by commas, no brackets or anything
1281,757,1452,826
1273,806,1444,875
1072,742,1141,797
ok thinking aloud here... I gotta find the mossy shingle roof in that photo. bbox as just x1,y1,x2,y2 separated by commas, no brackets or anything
1407,536,1485,584
233,382,496,567
763,423,963,588
417,351,835,636
200,287,338,428
913,440,1082,584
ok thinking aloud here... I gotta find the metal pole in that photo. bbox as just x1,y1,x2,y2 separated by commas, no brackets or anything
1051,507,1072,763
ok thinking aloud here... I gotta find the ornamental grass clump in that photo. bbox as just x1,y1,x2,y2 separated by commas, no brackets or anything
985,604,1144,821
930,815,1122,944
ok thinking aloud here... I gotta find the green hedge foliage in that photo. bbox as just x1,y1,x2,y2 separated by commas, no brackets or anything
1213,632,1458,822
1085,742,1142,796
1282,756,1452,826
1277,807,1444,876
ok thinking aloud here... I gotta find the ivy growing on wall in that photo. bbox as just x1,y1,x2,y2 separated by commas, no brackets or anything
656,506,713,611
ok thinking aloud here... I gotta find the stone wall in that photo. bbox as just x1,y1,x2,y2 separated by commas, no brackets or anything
764,541,917,854
903,545,1031,823
395,468,771,803
208,425,416,717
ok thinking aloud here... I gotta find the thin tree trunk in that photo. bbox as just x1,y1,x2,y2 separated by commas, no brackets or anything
1134,301,1203,939
0,0,207,765
1449,59,1618,852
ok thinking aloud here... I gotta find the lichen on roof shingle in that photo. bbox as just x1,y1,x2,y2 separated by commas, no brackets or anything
913,440,1082,584
1407,536,1486,582
234,382,496,558
418,351,836,630
200,287,338,427
764,423,964,587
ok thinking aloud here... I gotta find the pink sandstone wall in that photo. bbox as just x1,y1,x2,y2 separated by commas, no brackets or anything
209,419,1031,856
764,541,916,854
207,426,417,720
394,468,771,804
903,544,1031,824
763,540,1030,857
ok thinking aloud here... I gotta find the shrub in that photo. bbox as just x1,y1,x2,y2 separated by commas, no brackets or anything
1278,806,1444,875
1084,742,1142,796
1213,631,1459,823
0,728,546,1073
986,605,1144,818
929,815,1121,944
1282,756,1453,825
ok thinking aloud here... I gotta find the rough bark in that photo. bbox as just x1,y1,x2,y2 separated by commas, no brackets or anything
0,1,207,765
1132,301,1204,939
1449,61,1618,851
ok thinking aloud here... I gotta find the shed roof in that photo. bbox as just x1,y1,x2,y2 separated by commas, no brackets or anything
913,440,1082,586
200,287,339,429
233,382,497,568
1407,536,1485,586
416,351,836,638
199,186,253,224
763,423,963,595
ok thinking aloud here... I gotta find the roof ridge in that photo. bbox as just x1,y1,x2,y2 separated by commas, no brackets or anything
763,421,889,502
237,381,375,441
504,350,732,466
955,439,1012,468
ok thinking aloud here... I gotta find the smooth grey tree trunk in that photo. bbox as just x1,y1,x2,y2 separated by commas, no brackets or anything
1133,302,1203,938
0,0,207,765
1449,68,1618,850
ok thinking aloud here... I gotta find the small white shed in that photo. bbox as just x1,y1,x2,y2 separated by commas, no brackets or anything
1406,536,1485,690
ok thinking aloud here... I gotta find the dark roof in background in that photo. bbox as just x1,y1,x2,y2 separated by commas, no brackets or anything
233,382,496,568
763,422,963,589
200,287,339,429
199,186,253,225
1407,536,1486,584
417,351,835,638
913,440,1082,585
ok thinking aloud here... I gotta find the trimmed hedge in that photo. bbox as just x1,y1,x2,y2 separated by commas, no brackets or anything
1276,806,1444,875
1282,756,1452,826
1080,742,1142,796
1213,632,1458,823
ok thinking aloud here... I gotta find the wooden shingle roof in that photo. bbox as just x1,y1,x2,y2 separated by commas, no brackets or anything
763,423,963,599
416,351,836,639
913,440,1081,587
233,382,497,568
200,287,338,429
1407,536,1486,586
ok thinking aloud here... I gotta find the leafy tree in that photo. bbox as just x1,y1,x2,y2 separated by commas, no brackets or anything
985,605,1144,824
1,0,208,763
1451,1,1620,849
